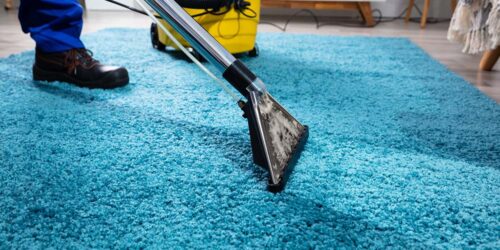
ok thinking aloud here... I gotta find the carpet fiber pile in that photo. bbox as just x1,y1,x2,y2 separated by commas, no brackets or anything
0,29,498,248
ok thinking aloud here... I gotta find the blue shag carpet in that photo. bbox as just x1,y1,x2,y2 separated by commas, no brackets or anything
0,29,499,248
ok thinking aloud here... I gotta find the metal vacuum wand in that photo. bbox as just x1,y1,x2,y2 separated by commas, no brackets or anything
144,0,309,192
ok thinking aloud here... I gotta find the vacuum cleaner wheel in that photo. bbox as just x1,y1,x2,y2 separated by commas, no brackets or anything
150,23,166,51
248,44,259,57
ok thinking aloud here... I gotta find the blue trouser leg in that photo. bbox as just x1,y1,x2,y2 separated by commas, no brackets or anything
19,0,85,53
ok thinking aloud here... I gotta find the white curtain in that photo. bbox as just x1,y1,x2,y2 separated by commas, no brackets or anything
448,0,500,54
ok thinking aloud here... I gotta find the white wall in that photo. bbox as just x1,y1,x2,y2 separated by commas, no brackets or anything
86,0,138,10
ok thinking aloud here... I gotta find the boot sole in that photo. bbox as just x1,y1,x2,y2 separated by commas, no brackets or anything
33,64,129,89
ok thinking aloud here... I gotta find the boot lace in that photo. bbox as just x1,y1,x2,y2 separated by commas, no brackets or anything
64,49,99,75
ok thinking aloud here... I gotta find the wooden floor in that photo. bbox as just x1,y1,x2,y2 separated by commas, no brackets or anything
1,10,499,102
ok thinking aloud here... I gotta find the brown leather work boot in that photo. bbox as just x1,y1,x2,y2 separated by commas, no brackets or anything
33,48,129,89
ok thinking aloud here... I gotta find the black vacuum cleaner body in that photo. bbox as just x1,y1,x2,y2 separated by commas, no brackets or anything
144,0,308,192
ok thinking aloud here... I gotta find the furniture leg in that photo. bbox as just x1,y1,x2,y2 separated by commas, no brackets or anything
4,0,13,10
357,2,375,27
451,0,457,13
405,0,415,23
421,0,431,28
479,47,500,71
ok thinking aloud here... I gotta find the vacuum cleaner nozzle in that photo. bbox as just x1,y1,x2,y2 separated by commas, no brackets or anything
244,88,309,192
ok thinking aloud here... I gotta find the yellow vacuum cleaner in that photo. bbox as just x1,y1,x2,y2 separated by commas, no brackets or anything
150,0,261,59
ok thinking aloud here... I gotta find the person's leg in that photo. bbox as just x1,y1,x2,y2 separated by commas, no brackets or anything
19,0,85,53
19,0,129,89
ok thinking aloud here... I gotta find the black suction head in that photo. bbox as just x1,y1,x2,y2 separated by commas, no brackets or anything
243,90,309,192
225,60,308,192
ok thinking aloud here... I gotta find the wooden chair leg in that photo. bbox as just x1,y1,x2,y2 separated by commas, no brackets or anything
357,2,375,27
479,47,500,71
451,0,458,13
4,0,13,10
405,0,415,23
421,0,431,29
